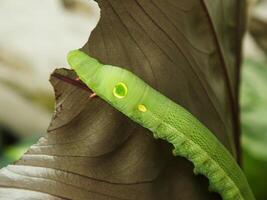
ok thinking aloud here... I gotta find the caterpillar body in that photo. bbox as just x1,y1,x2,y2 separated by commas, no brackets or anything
67,50,255,200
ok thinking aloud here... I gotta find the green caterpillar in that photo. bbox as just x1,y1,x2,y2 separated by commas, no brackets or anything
67,50,255,200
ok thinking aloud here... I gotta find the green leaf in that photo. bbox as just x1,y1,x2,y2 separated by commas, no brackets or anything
241,58,267,200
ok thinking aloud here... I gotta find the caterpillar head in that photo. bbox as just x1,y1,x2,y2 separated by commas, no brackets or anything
67,50,148,116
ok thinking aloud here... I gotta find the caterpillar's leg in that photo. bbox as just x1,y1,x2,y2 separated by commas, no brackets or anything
74,76,96,98
90,93,97,98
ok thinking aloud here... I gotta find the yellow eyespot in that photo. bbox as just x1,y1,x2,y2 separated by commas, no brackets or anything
113,82,128,99
138,104,147,112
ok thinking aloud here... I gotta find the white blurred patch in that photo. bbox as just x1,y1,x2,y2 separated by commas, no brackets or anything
0,0,100,136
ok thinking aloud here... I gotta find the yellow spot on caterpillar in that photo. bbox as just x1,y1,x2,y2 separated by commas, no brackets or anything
113,82,128,99
138,104,147,112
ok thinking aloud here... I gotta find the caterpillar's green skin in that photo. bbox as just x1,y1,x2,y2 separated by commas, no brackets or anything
67,50,255,200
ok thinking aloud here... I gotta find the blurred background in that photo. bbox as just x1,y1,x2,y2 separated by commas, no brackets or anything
0,0,99,166
0,0,266,199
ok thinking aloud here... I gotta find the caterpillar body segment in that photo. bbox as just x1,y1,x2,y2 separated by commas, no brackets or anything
67,50,255,200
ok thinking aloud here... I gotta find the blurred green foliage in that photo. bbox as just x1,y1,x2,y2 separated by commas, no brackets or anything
241,58,267,200
0,129,39,168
